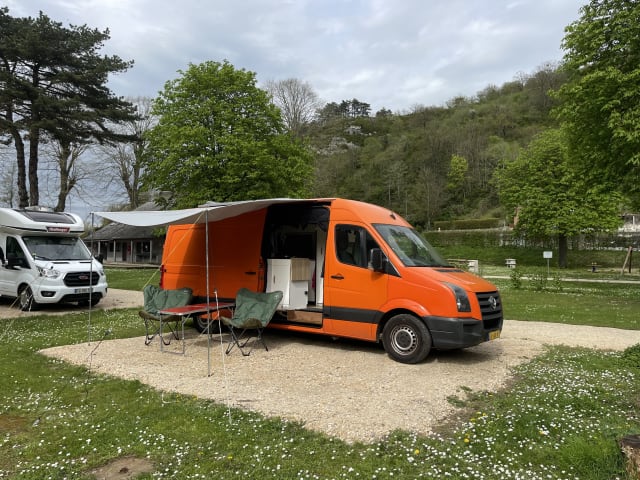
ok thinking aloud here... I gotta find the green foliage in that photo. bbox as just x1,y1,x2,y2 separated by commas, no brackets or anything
495,129,623,253
446,154,468,192
433,218,502,230
307,66,565,226
143,60,313,208
529,270,548,291
555,0,640,207
509,267,523,289
0,7,137,208
621,343,640,369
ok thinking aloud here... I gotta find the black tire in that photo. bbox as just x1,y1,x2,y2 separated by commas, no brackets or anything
382,314,431,364
78,296,101,307
193,315,222,334
19,286,38,311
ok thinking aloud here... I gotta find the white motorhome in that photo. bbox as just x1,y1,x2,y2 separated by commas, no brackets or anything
0,207,108,310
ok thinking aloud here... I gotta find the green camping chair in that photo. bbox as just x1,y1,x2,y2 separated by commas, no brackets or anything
221,288,284,356
138,285,193,346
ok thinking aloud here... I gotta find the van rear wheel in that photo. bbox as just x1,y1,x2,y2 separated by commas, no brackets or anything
19,286,38,311
193,315,222,334
382,314,431,364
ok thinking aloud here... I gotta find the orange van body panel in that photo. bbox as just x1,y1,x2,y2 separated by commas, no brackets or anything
159,198,503,355
268,318,374,340
161,209,267,300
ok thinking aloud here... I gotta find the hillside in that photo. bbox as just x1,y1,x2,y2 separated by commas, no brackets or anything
304,64,566,229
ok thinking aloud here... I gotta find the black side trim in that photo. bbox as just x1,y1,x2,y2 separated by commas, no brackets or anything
323,305,382,325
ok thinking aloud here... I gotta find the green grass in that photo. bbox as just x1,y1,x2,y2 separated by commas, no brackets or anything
492,276,640,329
0,310,638,479
436,244,638,272
106,267,160,290
1,265,637,478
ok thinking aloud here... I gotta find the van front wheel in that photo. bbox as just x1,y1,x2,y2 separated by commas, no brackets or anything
382,314,431,364
19,286,38,311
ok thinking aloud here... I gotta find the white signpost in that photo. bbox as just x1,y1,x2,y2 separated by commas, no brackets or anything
543,251,553,277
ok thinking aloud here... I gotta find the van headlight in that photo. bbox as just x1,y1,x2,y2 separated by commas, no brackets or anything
38,266,62,279
443,282,471,312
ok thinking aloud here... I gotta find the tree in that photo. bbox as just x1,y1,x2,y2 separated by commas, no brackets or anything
0,8,136,208
554,0,640,207
446,154,468,195
98,97,154,209
144,60,313,208
496,129,622,267
265,78,320,137
45,140,87,212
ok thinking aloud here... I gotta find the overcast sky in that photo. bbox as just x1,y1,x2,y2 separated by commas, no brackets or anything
6,0,586,113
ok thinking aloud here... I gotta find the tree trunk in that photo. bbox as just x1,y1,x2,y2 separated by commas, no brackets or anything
558,234,568,268
10,126,29,208
28,125,40,207
54,139,78,212
55,142,71,212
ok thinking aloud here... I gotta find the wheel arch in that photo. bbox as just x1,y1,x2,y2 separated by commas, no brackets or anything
376,307,430,342
16,281,32,298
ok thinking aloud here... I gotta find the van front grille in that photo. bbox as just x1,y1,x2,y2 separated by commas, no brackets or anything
63,271,100,287
476,291,503,330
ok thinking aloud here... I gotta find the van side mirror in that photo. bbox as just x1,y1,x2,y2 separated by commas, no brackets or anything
6,254,26,269
369,248,388,273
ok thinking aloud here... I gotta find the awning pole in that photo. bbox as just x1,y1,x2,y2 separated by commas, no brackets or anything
206,210,212,377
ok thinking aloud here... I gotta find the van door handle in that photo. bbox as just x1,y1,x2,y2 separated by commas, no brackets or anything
244,271,257,275
331,274,344,280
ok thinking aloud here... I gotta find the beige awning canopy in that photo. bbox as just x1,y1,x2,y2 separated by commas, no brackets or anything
93,198,329,227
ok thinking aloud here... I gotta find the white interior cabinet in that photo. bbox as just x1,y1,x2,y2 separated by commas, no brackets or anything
266,258,310,310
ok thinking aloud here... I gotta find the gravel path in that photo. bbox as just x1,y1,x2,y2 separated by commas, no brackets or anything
31,289,640,443
0,288,143,316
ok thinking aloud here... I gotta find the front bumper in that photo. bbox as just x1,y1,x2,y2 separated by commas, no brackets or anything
424,315,502,350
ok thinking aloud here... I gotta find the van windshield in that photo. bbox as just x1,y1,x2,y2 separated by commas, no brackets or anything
374,224,449,267
23,236,91,261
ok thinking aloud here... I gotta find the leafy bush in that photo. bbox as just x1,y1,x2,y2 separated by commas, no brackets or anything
621,343,640,368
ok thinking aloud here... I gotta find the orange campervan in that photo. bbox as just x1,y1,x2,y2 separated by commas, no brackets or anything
160,198,502,363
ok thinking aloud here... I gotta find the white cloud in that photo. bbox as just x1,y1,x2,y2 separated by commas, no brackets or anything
5,0,585,111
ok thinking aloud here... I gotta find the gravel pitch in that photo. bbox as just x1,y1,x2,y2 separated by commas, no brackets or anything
27,289,640,443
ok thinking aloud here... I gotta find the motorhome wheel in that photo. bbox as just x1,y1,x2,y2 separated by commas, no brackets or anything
78,297,101,307
382,314,431,364
19,286,38,311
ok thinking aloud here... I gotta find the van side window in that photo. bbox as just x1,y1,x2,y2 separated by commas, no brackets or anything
335,225,379,268
6,237,28,267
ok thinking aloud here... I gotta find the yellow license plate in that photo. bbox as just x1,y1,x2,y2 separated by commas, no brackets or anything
489,330,501,341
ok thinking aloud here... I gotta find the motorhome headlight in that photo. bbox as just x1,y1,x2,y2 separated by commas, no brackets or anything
443,282,471,312
38,265,62,279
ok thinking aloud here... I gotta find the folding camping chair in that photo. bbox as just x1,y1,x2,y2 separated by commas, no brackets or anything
221,288,283,356
138,285,193,346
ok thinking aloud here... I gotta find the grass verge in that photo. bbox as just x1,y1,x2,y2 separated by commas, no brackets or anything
1,304,639,478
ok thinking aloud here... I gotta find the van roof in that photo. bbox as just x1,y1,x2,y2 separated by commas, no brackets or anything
0,207,84,235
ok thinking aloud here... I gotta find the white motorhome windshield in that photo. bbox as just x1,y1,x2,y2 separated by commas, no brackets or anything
23,236,92,261
374,224,449,267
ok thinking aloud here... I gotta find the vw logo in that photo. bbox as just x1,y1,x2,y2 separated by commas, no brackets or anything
488,296,498,310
